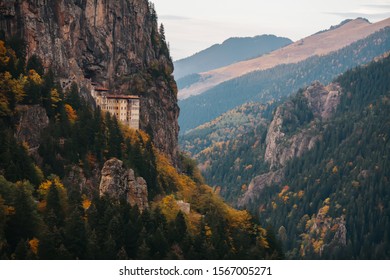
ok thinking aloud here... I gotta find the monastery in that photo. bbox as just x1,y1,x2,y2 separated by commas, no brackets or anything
91,83,140,130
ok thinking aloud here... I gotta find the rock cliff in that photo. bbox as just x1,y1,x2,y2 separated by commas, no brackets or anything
238,169,284,208
0,0,179,163
99,158,148,211
15,105,49,155
264,82,341,169
241,82,342,207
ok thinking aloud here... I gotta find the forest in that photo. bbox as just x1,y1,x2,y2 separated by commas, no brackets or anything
183,53,390,259
0,36,283,260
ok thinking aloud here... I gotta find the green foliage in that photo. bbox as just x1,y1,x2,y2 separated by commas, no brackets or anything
0,37,280,260
180,102,273,203
244,55,390,259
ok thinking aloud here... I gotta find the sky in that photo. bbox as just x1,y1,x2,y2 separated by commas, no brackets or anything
151,0,390,60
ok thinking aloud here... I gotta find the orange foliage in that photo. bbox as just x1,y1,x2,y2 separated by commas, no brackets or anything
278,185,290,198
29,238,39,255
65,104,77,124
82,195,92,211
6,206,15,216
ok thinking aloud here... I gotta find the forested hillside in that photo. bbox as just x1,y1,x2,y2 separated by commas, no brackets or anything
0,34,282,259
183,53,390,259
179,27,390,133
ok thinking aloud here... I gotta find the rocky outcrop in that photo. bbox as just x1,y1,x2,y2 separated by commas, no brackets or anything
176,200,190,214
240,82,342,208
1,0,179,163
303,81,341,120
15,105,49,154
238,169,284,208
127,169,148,211
99,158,148,211
264,82,341,169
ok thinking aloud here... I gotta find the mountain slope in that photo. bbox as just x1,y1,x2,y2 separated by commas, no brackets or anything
179,26,390,133
179,17,390,100
0,1,281,260
174,35,292,80
183,54,390,259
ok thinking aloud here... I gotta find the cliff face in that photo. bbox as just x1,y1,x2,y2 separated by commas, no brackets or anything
0,0,179,162
264,82,341,169
240,82,342,208
100,158,148,211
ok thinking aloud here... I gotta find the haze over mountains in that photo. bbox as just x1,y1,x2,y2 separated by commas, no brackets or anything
178,18,390,133
178,18,390,100
174,35,292,80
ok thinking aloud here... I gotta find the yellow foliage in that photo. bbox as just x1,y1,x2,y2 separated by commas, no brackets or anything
227,208,252,230
50,88,61,108
187,212,202,235
205,225,212,238
257,227,269,249
298,190,304,199
28,238,39,255
28,69,43,85
312,239,324,254
159,195,180,222
65,104,77,124
0,40,10,66
332,165,339,174
319,205,330,217
0,72,27,116
37,176,67,212
323,198,331,205
272,201,277,210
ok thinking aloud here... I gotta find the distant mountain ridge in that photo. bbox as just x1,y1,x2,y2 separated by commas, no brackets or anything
179,17,390,100
174,35,292,80
179,23,390,133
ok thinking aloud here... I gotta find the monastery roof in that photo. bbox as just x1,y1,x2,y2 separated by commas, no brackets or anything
106,95,139,99
94,87,109,91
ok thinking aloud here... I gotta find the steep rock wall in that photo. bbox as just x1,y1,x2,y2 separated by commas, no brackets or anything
0,0,179,163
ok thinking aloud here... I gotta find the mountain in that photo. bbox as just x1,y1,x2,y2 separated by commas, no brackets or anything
174,35,292,80
0,0,281,260
179,24,390,133
181,54,390,259
179,18,390,100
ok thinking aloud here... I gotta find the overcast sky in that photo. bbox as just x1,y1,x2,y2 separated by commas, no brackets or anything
151,0,390,60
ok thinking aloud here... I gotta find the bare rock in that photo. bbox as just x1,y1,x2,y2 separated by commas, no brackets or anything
15,105,49,154
303,81,341,120
238,169,284,208
99,158,148,211
128,169,149,211
264,82,341,169
176,200,190,214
